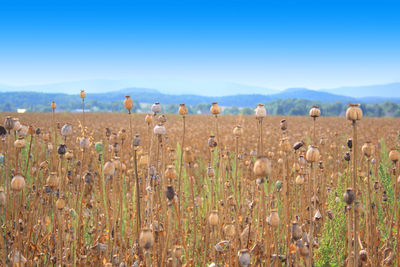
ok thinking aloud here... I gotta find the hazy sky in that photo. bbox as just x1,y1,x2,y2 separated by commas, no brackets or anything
0,0,399,90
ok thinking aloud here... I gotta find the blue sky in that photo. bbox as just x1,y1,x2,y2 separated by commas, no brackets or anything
0,0,399,91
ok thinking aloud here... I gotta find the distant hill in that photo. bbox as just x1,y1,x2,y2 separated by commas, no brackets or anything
322,82,400,98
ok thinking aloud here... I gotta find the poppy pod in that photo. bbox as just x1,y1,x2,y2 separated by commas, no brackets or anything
178,104,188,116
233,125,243,137
166,185,175,201
153,124,166,135
347,138,353,149
80,89,86,99
306,145,320,163
184,147,194,164
139,154,149,166
313,209,322,221
17,125,28,136
208,210,219,226
298,155,307,165
254,104,267,119
131,134,140,147
104,161,116,177
51,101,57,110
151,102,161,114
79,137,91,150
210,102,220,115
158,114,167,124
173,245,183,259
11,174,26,192
0,126,6,137
65,150,74,160
0,187,6,206
359,249,367,262
309,106,321,118
61,124,73,137
95,142,104,153
123,95,133,113
343,188,355,205
267,210,280,227
139,228,154,250
280,119,287,131
292,221,302,241
208,135,217,148
13,118,21,131
110,133,118,144
293,141,304,151
14,137,26,149
253,156,271,178
295,174,305,185
361,141,374,158
28,126,35,135
56,198,66,210
344,152,351,161
4,116,14,132
112,157,122,170
47,172,59,188
346,104,363,121
56,144,67,157
207,167,215,178
296,240,309,257
145,114,153,124
238,249,251,267
165,165,176,180
223,223,236,238
389,148,400,163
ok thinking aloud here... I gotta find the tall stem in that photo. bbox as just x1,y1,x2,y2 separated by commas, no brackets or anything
352,120,358,266
177,116,185,244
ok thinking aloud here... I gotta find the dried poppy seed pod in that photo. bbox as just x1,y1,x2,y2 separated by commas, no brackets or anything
295,174,305,185
56,197,66,210
178,104,188,116
46,172,59,188
208,210,219,226
306,145,320,163
139,228,154,250
359,249,367,262
57,144,67,155
223,223,236,239
165,165,176,180
104,161,116,177
123,95,133,113
280,119,287,131
293,141,303,151
344,152,351,161
291,221,302,241
296,240,309,257
347,138,353,149
51,101,57,110
238,249,251,267
166,185,175,201
233,125,243,137
210,102,221,115
79,137,91,150
145,114,153,124
346,103,363,121
151,102,161,114
183,147,194,164
132,134,140,147
267,209,280,227
61,124,73,137
4,116,14,132
0,187,6,206
80,90,86,99
361,141,374,158
13,118,21,131
208,135,217,148
158,114,167,124
389,148,400,163
153,124,166,135
65,150,74,160
207,167,215,178
253,156,271,178
11,174,26,192
14,137,26,149
343,188,355,205
280,138,291,153
254,103,267,119
118,129,127,141
309,106,321,118
17,125,28,136
172,245,183,259
28,125,35,135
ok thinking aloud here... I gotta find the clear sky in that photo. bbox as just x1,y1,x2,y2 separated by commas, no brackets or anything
0,0,399,90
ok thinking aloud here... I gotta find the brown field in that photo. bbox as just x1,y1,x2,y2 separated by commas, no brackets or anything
1,110,400,266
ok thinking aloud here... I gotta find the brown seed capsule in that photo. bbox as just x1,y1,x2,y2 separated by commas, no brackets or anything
296,240,309,257
238,249,251,266
343,188,355,205
223,223,236,239
166,185,175,201
306,145,320,163
51,101,57,110
14,137,26,149
154,124,166,135
165,165,176,180
145,114,153,124
208,210,219,226
280,138,291,153
80,90,86,99
139,228,154,249
151,102,162,114
104,161,116,177
46,172,59,189
172,245,183,259
178,104,188,116
361,141,374,158
267,210,280,227
123,95,133,113
389,148,400,163
0,187,6,206
293,141,304,151
61,124,73,137
210,102,221,115
309,106,321,118
56,198,66,210
11,174,26,192
344,152,351,161
346,103,363,121
295,174,305,185
254,104,267,119
292,221,302,241
233,125,243,137
359,249,367,262
183,147,194,164
4,116,14,132
280,119,287,131
253,156,271,178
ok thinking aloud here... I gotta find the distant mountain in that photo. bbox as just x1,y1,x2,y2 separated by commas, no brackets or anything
0,79,278,96
322,82,400,98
